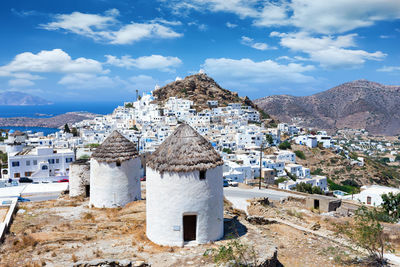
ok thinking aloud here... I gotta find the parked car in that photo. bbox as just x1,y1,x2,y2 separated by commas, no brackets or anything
140,176,146,181
226,178,239,187
19,177,33,183
57,179,69,183
17,196,30,202
223,179,229,187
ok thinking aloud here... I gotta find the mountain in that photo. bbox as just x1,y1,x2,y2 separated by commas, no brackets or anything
0,112,99,128
0,91,53,106
254,80,400,135
153,73,257,111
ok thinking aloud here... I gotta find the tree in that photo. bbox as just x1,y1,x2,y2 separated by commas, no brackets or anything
125,103,133,108
64,124,71,133
222,148,233,154
337,207,393,264
71,127,79,137
381,192,400,221
278,141,291,150
395,155,400,162
265,134,274,145
294,182,323,195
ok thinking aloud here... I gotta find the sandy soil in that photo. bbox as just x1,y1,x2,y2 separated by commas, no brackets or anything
0,207,8,222
0,195,276,267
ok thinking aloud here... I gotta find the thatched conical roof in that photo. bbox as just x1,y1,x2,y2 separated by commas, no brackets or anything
92,130,138,163
147,124,223,173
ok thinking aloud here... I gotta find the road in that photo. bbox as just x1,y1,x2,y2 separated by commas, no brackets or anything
224,186,302,213
21,193,61,202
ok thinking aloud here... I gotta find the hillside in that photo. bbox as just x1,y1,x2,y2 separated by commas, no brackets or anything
254,80,400,135
0,91,52,106
153,73,258,112
0,112,98,128
291,144,400,188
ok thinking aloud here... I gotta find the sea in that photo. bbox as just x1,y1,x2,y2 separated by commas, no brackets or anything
0,101,121,136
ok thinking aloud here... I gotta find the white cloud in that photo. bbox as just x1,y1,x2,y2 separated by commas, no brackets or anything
41,9,182,44
105,54,182,71
240,36,275,51
128,75,157,91
164,0,400,34
0,49,103,74
377,66,400,72
58,73,117,89
226,22,238,28
272,32,386,68
202,57,315,86
8,79,35,87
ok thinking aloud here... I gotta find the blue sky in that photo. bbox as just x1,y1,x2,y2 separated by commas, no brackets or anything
0,0,399,102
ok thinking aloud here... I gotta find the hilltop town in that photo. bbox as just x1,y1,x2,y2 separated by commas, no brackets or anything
1,74,400,266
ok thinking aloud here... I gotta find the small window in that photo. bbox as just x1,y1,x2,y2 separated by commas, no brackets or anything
199,170,206,180
42,165,48,170
56,159,60,164
12,161,20,167
116,160,121,167
367,196,372,205
33,160,37,165
26,160,30,166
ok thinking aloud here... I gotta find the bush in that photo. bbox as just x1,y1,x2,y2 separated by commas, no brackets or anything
124,103,133,108
278,141,291,150
222,148,233,154
274,177,288,185
336,207,393,265
294,150,306,160
341,179,360,188
204,239,259,266
295,182,323,195
327,179,359,194
395,155,400,162
311,168,324,175
381,192,400,221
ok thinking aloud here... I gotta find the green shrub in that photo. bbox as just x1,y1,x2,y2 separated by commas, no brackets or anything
274,177,288,185
294,150,306,160
311,168,324,175
278,141,291,150
328,179,359,194
295,182,323,195
222,148,233,154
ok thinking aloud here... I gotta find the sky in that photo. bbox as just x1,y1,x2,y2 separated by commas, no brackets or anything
0,0,400,102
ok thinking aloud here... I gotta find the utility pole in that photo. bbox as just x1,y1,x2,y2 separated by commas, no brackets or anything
136,89,139,101
259,142,264,190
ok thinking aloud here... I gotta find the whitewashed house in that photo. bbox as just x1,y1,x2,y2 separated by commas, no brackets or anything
8,147,74,178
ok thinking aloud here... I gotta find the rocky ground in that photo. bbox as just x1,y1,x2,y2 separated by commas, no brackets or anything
0,186,277,267
247,196,400,266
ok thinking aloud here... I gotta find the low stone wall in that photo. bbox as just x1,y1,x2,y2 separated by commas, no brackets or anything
0,198,18,242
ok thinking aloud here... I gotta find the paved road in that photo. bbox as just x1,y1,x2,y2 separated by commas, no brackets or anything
21,193,61,202
224,186,302,213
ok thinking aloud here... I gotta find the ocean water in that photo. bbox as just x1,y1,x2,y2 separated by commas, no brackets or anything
0,101,121,135
0,101,121,118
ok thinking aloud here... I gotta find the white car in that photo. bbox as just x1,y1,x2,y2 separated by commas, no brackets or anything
226,178,239,187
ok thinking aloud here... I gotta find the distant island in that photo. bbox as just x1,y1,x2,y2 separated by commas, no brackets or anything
0,112,99,128
0,91,53,106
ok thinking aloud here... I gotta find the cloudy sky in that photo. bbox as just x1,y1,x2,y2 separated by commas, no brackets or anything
0,0,400,102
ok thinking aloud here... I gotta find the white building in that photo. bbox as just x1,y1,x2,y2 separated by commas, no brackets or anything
294,135,317,148
8,147,74,179
346,185,400,207
146,124,224,246
89,131,141,208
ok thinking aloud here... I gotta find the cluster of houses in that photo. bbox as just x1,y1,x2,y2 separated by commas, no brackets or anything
0,90,334,193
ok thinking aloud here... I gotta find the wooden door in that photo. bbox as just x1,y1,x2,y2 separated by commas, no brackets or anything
183,215,197,241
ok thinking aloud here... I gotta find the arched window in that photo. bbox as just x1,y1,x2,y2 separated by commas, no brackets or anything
42,165,48,170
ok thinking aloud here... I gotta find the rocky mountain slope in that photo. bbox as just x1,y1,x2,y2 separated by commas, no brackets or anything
255,80,400,135
153,73,257,111
0,91,52,105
